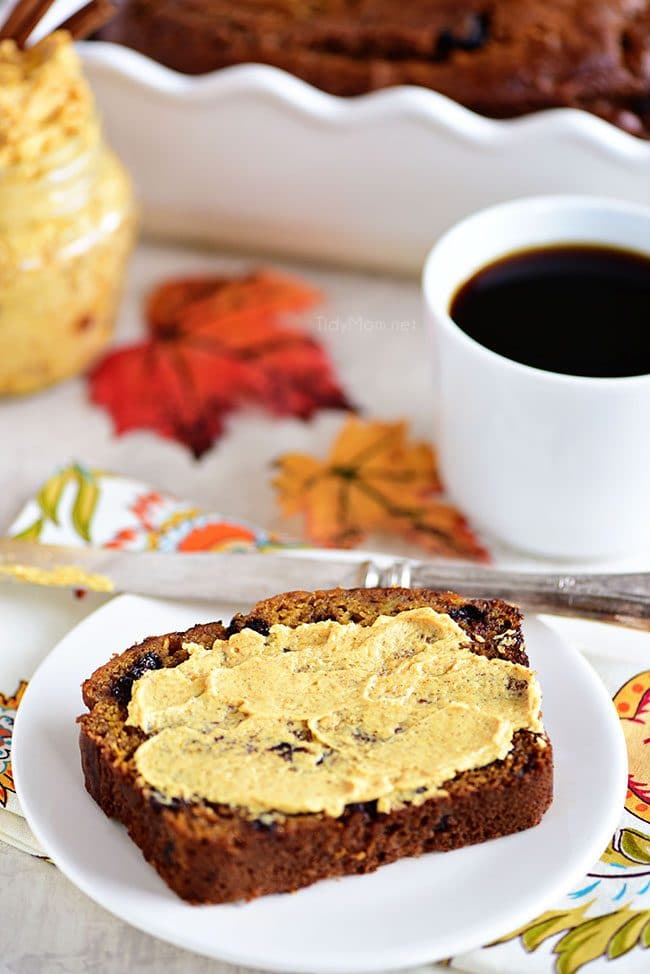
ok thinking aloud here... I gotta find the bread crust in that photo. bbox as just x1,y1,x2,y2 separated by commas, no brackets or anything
78,588,553,903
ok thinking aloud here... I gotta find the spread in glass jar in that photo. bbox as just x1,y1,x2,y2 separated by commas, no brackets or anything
0,31,136,394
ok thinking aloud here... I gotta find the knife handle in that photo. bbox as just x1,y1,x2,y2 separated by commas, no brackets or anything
358,559,650,631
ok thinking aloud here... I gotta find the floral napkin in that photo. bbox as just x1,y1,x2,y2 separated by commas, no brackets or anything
2,464,281,857
3,464,650,974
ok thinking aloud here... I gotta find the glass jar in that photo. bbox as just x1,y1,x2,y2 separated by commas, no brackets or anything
0,35,135,395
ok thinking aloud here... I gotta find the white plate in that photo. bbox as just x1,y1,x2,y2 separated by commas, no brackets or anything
13,591,626,973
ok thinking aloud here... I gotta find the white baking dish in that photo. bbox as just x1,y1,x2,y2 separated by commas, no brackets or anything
3,0,649,274
77,40,650,274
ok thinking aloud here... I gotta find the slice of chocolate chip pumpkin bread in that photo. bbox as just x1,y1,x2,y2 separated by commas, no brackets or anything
78,587,553,903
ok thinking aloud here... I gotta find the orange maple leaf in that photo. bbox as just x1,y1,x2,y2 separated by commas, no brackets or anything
273,417,488,560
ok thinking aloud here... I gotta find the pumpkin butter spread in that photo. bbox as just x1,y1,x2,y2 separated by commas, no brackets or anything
127,608,544,818
0,32,96,174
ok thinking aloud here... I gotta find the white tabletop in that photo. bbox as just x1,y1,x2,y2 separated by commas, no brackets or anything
0,241,432,548
0,239,450,974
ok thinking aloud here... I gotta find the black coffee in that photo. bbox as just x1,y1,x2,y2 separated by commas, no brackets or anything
450,245,650,378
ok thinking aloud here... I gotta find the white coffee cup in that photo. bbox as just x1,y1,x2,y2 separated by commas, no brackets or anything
423,195,650,560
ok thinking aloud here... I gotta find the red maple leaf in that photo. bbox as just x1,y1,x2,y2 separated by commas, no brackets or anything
90,271,351,458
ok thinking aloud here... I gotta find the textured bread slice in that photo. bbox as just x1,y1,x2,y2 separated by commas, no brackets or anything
78,588,553,904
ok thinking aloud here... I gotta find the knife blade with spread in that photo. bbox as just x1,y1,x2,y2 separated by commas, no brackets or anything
2,538,650,630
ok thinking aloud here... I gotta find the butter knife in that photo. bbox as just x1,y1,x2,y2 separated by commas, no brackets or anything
2,538,650,630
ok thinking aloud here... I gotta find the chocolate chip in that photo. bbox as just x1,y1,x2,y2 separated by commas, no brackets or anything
111,651,162,705
434,13,490,60
244,617,271,636
434,815,450,833
352,728,377,744
149,792,188,811
269,741,294,761
346,800,379,819
462,12,491,50
289,725,313,742
167,796,188,810
268,741,310,761
252,818,278,832
225,615,270,638
449,603,486,625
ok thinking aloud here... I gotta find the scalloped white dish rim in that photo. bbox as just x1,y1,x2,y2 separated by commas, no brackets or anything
79,40,650,161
